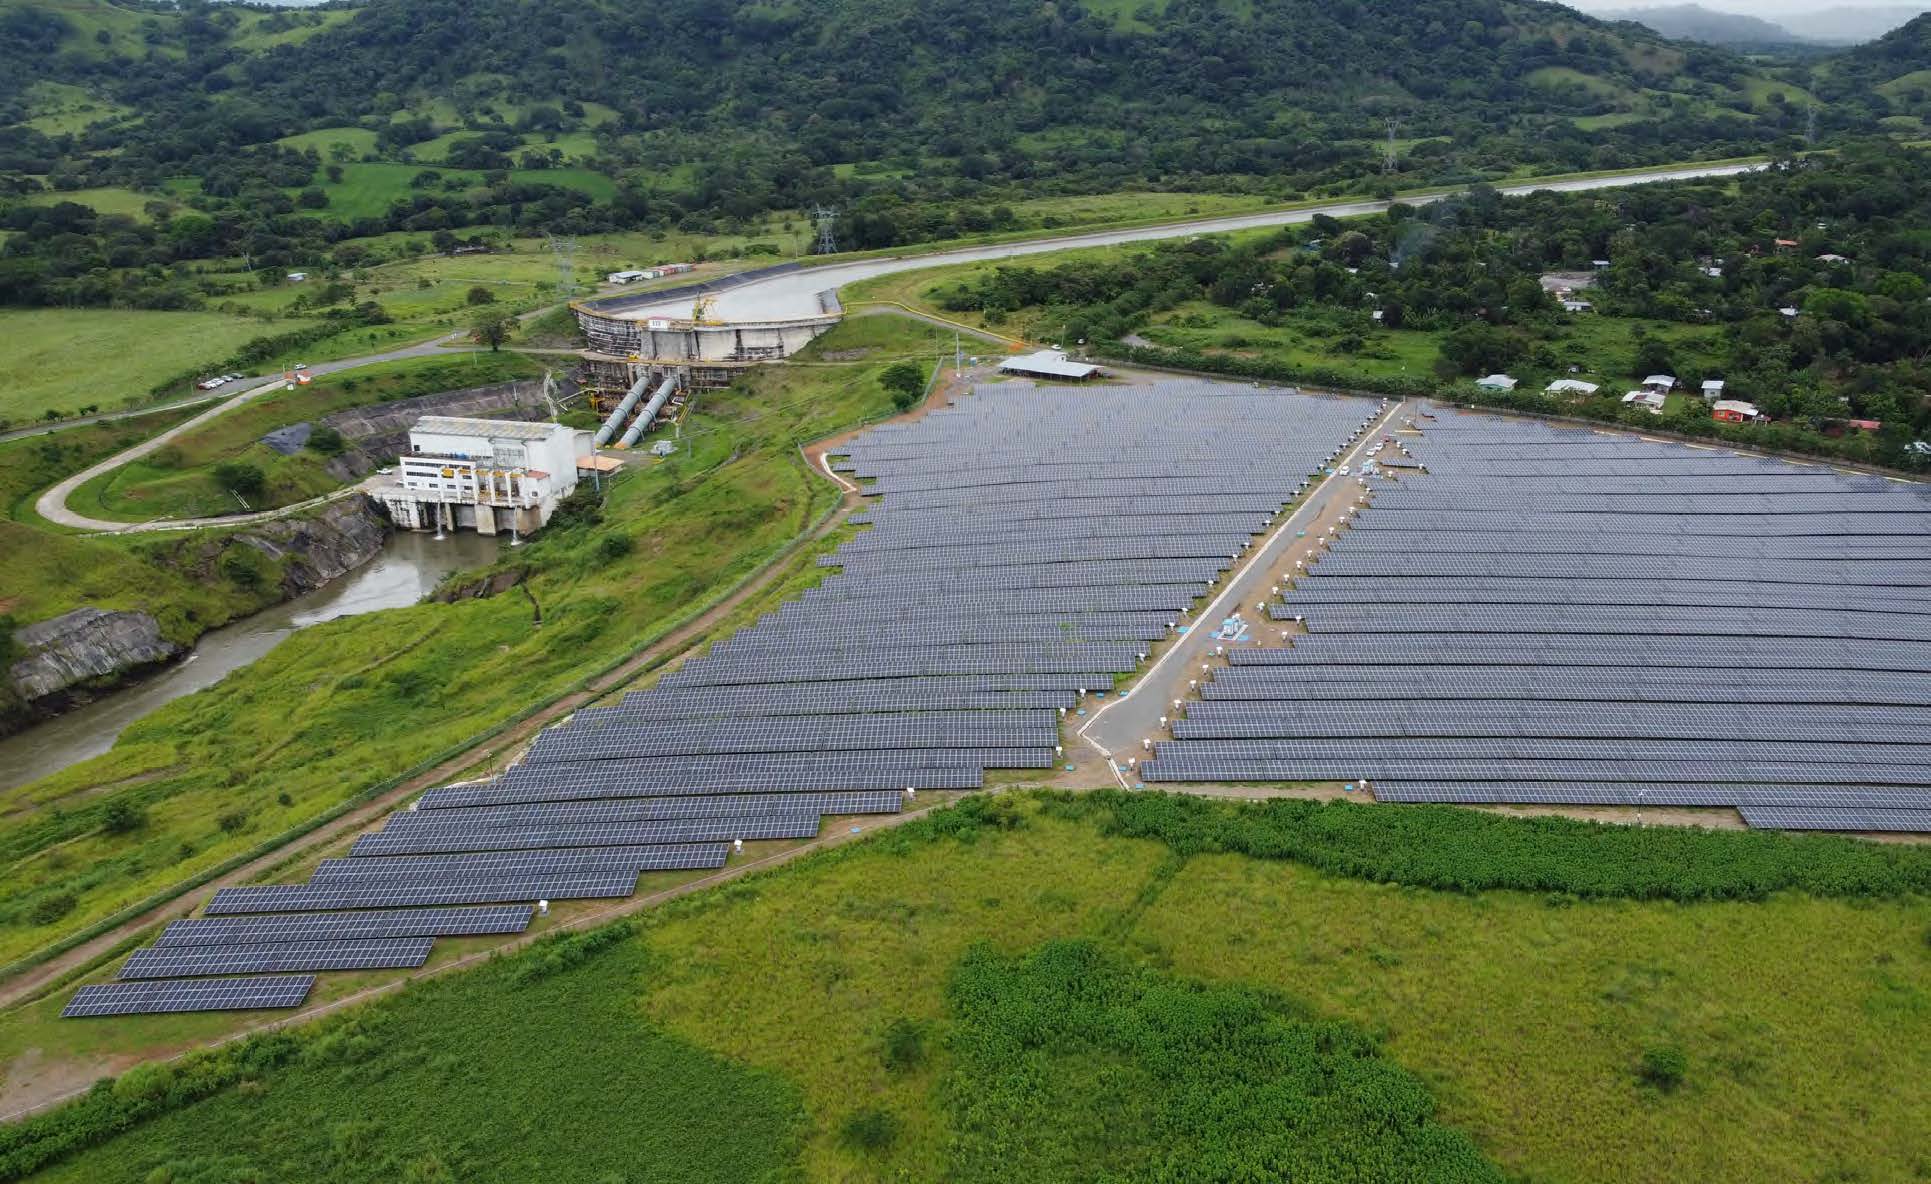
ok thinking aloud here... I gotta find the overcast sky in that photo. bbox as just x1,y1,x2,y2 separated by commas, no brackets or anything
1566,0,1922,16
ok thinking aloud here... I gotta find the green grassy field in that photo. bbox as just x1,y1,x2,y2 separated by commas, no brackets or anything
0,316,956,971
7,797,1927,1183
292,162,618,221
18,82,132,136
0,310,318,426
20,187,172,221
68,353,542,522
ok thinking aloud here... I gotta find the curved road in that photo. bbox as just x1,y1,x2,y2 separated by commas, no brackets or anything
611,161,1766,323
37,335,474,533
40,158,1763,533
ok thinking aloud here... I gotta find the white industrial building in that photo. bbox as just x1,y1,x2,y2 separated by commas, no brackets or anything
374,416,583,536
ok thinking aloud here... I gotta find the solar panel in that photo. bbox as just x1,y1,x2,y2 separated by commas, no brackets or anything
204,873,658,915
156,906,533,947
63,975,315,1017
120,939,434,980
1737,806,1931,832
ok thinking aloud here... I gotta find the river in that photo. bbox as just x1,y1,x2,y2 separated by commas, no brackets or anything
0,530,501,792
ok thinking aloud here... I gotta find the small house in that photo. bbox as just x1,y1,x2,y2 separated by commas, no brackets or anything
1475,374,1518,392
607,270,651,285
1545,379,1599,395
286,272,308,282
1642,374,1677,394
1712,399,1763,424
1817,253,1850,265
1621,390,1666,414
1701,379,1725,401
1561,299,1593,313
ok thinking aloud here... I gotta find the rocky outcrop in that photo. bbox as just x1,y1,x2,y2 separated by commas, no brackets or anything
1,498,391,734
238,496,389,598
6,608,183,704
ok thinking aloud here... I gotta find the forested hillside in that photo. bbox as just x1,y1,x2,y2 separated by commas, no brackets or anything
0,0,1879,307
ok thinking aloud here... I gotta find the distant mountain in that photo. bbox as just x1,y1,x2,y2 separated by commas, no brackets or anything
1601,4,1814,46
1781,6,1928,43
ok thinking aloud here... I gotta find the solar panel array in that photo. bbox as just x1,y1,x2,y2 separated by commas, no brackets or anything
66,380,1379,1015
1145,407,1931,832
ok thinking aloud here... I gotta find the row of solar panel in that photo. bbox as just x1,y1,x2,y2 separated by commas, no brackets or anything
1172,706,1931,743
1283,607,1929,643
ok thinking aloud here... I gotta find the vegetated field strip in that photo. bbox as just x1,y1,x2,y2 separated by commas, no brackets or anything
20,188,167,220
65,353,542,522
292,162,617,221
11,800,1927,1183
0,318,954,972
0,310,320,425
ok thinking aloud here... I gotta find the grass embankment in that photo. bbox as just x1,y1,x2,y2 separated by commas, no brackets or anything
0,310,321,426
4,794,1927,1182
0,316,957,973
67,354,542,522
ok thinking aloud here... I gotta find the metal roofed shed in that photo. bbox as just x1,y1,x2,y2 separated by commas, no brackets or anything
998,350,1103,381
1545,379,1599,395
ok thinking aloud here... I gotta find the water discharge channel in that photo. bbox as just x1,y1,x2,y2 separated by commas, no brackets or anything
0,530,501,792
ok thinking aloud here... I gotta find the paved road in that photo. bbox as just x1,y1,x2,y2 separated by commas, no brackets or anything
35,335,473,533
611,161,1766,323
1080,398,1409,774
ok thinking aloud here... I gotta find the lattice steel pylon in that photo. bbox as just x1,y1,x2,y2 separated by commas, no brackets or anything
813,206,838,255
545,232,579,299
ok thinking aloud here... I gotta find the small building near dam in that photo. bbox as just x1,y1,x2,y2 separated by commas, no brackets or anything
372,416,583,536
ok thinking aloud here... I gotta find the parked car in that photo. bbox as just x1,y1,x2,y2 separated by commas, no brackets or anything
1338,465,1351,476
196,377,225,390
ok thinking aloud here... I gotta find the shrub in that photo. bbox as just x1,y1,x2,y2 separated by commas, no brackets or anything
596,533,634,563
881,1018,926,1072
880,361,925,410
216,811,248,834
101,800,147,835
28,892,77,926
212,461,266,500
466,285,496,305
1639,1045,1688,1093
306,425,345,456
839,1108,899,1151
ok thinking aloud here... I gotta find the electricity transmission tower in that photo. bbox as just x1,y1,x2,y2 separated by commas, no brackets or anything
1805,105,1819,147
1384,118,1399,175
545,232,579,299
813,206,839,256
